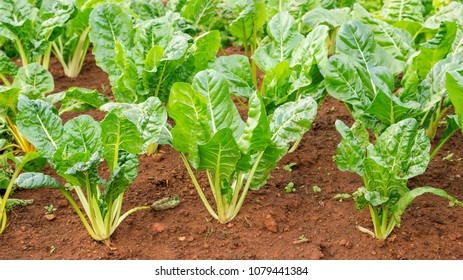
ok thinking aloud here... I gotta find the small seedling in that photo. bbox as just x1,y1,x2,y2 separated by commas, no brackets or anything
44,204,57,214
49,245,56,254
283,162,297,172
443,152,454,162
285,182,296,193
298,234,307,240
313,186,321,193
333,193,351,202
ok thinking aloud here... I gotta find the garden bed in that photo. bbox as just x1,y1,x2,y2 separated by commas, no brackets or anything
1,51,463,260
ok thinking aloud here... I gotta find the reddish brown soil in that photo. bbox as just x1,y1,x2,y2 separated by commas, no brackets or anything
1,50,463,260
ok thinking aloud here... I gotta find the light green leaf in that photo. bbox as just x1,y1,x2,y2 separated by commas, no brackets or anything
192,70,245,140
89,3,134,83
181,0,219,28
249,144,286,190
270,96,317,149
17,95,63,159
368,118,430,179
447,71,463,128
301,8,351,29
380,0,424,23
335,120,368,175
168,82,211,167
12,63,54,99
198,128,241,180
57,87,108,115
228,0,266,42
61,115,101,156
188,30,220,72
211,54,255,98
104,151,139,203
15,172,62,189
423,2,463,29
352,4,415,64
0,50,18,77
100,111,143,170
238,92,271,154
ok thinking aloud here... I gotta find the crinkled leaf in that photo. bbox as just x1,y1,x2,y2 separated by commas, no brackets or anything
335,120,368,175
181,0,219,28
270,96,317,149
301,8,351,29
262,61,291,106
104,151,138,203
352,4,414,64
211,54,255,98
12,63,54,99
423,2,463,29
61,115,101,156
228,0,266,42
380,0,424,23
15,172,62,189
17,95,63,159
253,12,303,72
57,87,108,115
0,50,17,77
368,118,430,180
192,70,245,140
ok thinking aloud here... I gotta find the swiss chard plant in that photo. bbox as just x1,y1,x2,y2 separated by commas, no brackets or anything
14,95,165,242
335,118,463,240
168,69,317,223
0,0,76,70
89,2,220,103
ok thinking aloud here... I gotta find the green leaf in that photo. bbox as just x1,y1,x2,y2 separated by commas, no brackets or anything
12,63,54,99
253,12,303,72
192,70,245,140
412,22,458,80
181,0,219,28
369,118,430,179
17,95,63,159
249,144,286,190
447,70,463,128
189,30,220,73
393,186,463,226
100,111,143,170
61,115,101,156
380,0,424,23
290,25,330,76
129,0,165,20
423,2,463,29
57,87,108,115
301,8,351,29
168,82,211,167
228,0,266,43
89,3,134,83
262,61,291,106
198,128,241,181
352,4,415,64
238,92,272,154
211,54,255,98
15,172,62,189
0,50,18,77
104,151,139,203
270,96,317,149
335,120,368,175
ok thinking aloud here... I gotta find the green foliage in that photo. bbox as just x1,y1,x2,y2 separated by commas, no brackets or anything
15,95,167,242
168,69,317,223
336,118,462,239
